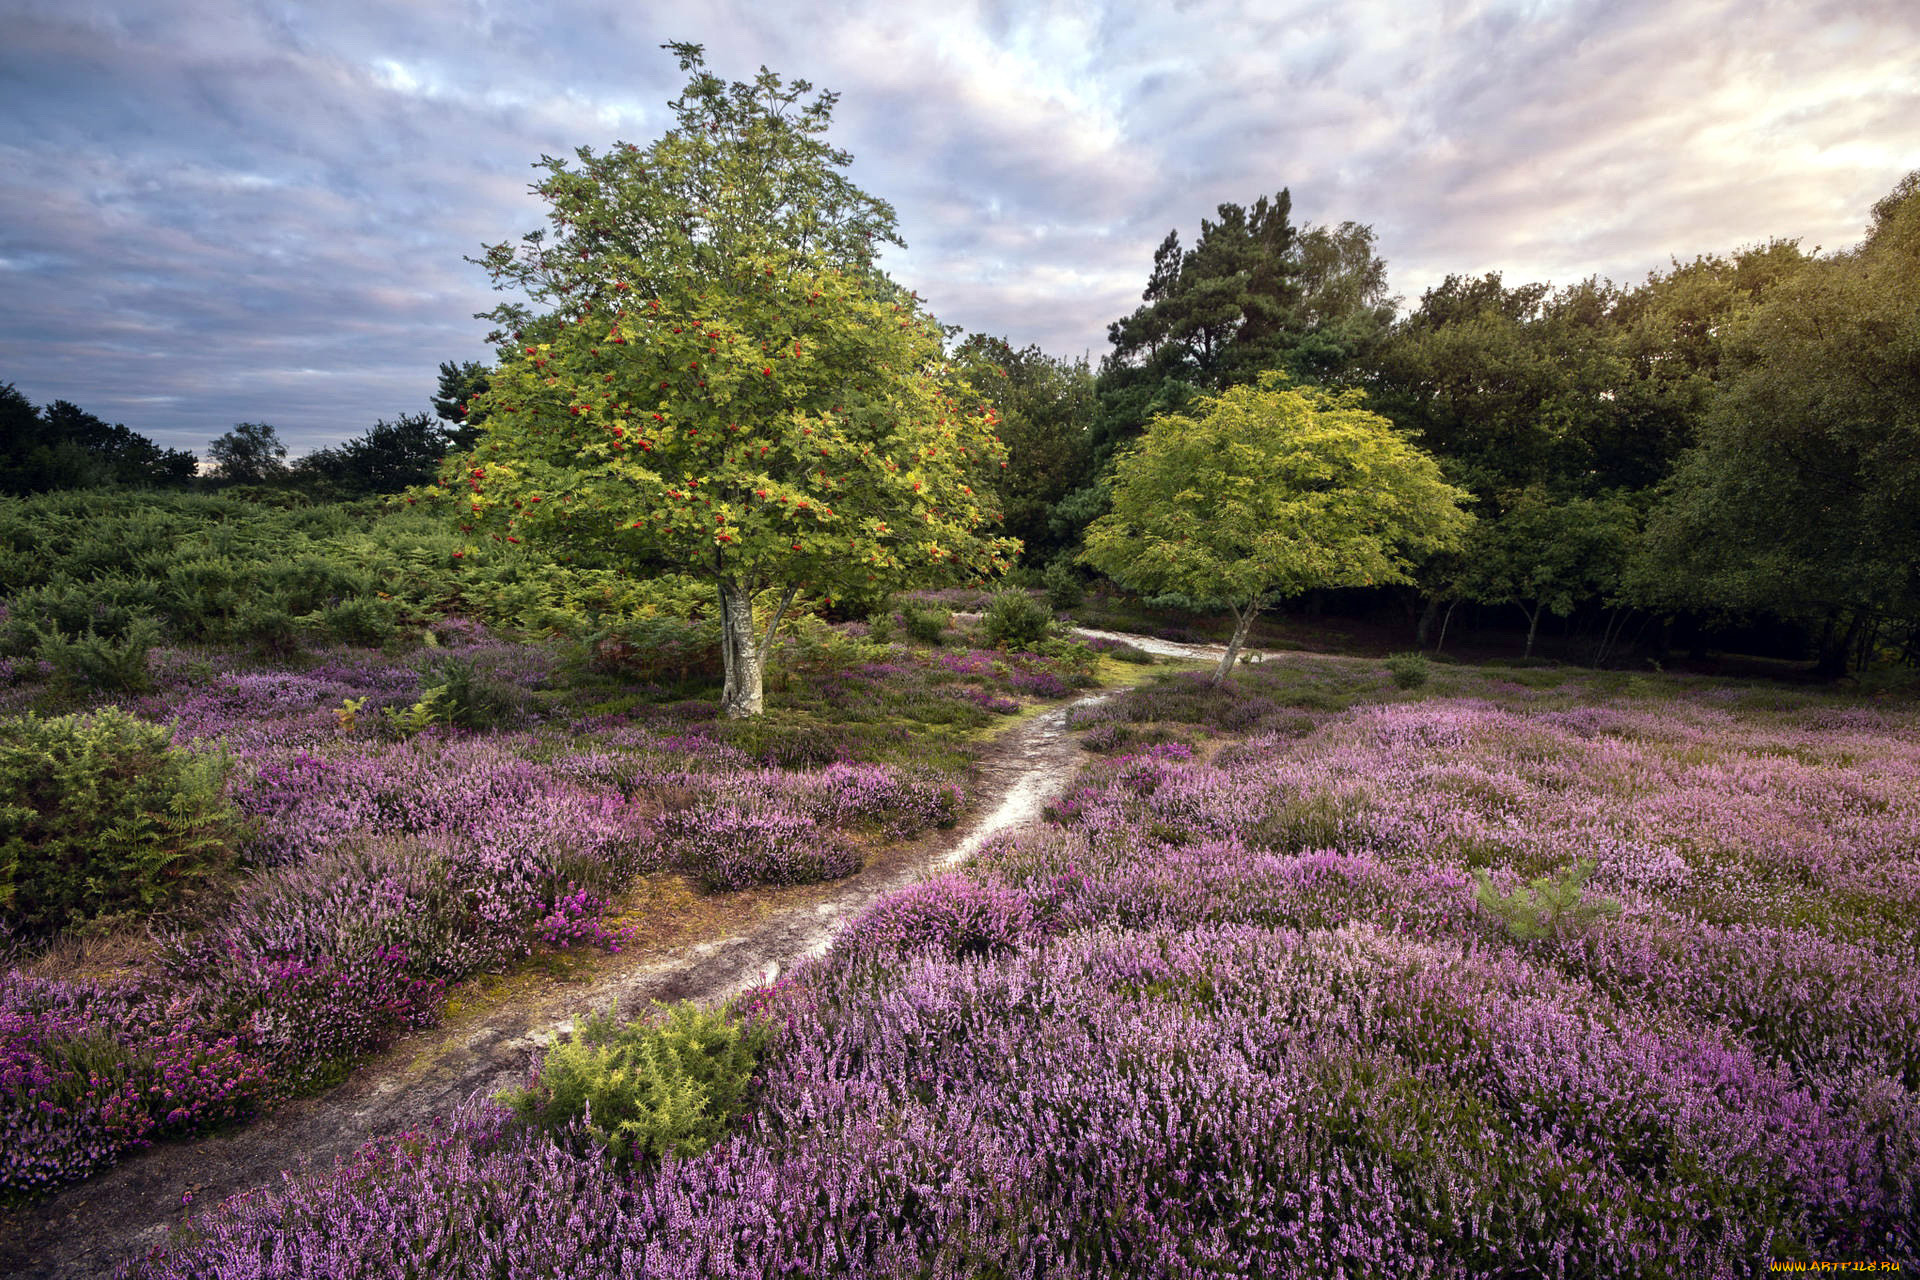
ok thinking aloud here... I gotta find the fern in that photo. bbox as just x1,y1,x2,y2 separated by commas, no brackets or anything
379,688,449,738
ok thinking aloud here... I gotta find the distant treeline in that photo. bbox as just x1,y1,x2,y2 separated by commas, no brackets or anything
0,385,198,493
0,360,487,500
3,176,1914,673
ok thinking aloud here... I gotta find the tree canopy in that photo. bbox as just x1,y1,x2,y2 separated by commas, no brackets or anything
429,43,1015,715
432,360,494,447
1631,172,1920,672
1080,373,1470,681
207,422,290,485
951,334,1095,568
295,411,454,496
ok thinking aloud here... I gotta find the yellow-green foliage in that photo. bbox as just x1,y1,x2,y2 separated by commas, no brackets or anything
423,41,1021,691
1472,858,1621,942
500,1000,768,1166
1080,374,1471,610
0,707,238,936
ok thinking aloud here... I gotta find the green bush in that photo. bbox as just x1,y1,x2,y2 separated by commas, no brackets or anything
234,595,302,658
499,1001,768,1166
1384,652,1431,690
0,707,239,937
587,615,722,684
1041,560,1086,610
981,589,1054,651
2,582,123,649
717,714,850,767
1472,858,1621,942
900,604,950,646
379,688,451,739
417,656,523,730
319,596,400,647
160,557,245,640
31,616,162,693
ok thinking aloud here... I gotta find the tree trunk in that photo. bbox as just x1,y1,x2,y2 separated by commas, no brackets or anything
717,580,801,718
1212,606,1257,685
1435,599,1457,654
1594,606,1628,668
1814,609,1865,680
718,580,764,718
1522,603,1542,659
1415,595,1442,648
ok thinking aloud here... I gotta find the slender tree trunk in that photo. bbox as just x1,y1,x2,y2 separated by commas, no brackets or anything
1213,605,1257,685
718,579,763,718
1522,603,1542,659
1435,599,1458,654
1415,595,1442,648
1595,606,1628,668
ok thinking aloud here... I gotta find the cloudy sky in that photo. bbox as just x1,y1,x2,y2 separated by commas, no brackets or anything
2,0,1915,457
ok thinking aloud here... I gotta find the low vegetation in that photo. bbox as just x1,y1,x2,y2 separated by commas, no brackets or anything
117,655,1920,1274
0,602,1093,1197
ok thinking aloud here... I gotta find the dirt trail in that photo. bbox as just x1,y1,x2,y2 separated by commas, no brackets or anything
1,659,1177,1279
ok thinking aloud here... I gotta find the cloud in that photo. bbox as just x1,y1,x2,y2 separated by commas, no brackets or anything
0,0,1915,453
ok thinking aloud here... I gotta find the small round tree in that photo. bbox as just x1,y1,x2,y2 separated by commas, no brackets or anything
427,44,1016,716
1079,373,1471,682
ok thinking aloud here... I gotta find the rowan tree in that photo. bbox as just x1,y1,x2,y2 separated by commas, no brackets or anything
427,44,1015,715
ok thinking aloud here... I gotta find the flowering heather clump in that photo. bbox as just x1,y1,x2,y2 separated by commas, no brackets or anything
132,924,1917,1277
659,802,862,892
834,873,1043,964
3,708,656,1191
2,972,272,1195
951,684,1021,715
763,761,962,835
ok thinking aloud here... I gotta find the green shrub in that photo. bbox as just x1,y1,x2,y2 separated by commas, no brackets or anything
0,707,238,937
981,589,1055,651
900,604,950,646
1472,858,1621,942
234,596,302,658
1384,652,1431,690
319,596,399,647
32,616,162,693
499,1001,768,1166
379,688,451,739
1041,560,1086,610
160,557,245,640
1104,641,1156,665
1250,789,1369,852
717,714,850,767
1030,635,1097,684
1,579,158,658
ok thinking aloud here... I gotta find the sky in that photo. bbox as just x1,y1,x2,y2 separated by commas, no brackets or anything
1,0,1916,458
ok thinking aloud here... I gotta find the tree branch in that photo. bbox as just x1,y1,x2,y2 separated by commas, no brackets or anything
756,583,802,669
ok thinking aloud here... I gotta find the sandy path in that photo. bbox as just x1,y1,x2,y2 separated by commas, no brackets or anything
0,679,1147,1279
